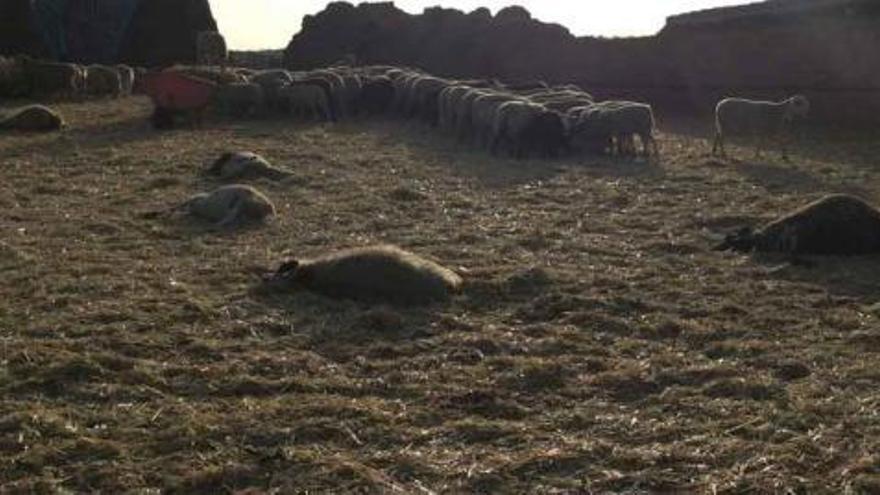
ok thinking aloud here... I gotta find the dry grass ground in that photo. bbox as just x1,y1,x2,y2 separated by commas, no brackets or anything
1,96,880,494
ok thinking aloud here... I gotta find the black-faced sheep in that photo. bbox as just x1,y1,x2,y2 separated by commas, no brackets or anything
0,105,64,132
207,152,291,181
263,244,463,305
712,95,810,160
491,100,567,158
715,194,880,255
359,75,394,116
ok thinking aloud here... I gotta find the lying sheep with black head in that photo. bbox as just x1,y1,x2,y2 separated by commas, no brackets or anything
715,194,880,255
262,245,463,305
207,152,291,181
712,95,809,160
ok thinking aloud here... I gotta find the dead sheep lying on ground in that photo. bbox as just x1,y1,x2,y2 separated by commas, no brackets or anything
207,152,291,181
262,245,463,305
173,184,276,227
0,105,64,131
714,194,880,255
712,95,810,160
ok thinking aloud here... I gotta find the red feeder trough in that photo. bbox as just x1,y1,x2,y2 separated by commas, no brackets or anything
140,71,217,129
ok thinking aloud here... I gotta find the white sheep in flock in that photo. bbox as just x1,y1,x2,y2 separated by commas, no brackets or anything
712,94,810,160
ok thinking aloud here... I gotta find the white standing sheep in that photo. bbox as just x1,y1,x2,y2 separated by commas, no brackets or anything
280,83,332,121
712,95,810,160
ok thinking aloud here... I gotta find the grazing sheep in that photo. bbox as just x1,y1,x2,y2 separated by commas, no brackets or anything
132,67,147,95
279,82,332,121
251,69,293,110
602,101,659,158
359,75,394,116
470,92,519,147
166,65,243,85
500,80,548,92
712,95,810,159
715,194,880,256
215,82,264,117
85,64,122,97
438,84,472,133
410,76,450,125
0,105,64,132
453,88,494,142
177,184,275,227
25,60,79,97
0,56,28,97
304,71,346,118
332,70,363,117
116,64,135,95
570,101,659,158
196,31,228,66
491,100,541,157
207,152,291,181
295,76,338,120
263,244,463,305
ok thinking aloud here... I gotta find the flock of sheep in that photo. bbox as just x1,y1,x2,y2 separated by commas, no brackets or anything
4,53,879,303
1,53,813,162
0,55,138,100
207,64,660,160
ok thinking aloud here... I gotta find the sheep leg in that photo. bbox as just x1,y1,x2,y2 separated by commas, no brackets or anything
216,202,243,229
711,131,723,156
780,132,791,161
489,132,502,156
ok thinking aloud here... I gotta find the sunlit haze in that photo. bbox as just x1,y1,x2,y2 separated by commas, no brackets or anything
211,0,750,50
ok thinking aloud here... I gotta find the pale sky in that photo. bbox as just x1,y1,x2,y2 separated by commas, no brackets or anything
211,0,751,50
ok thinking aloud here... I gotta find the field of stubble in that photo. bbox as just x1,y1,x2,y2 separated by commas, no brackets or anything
1,96,880,494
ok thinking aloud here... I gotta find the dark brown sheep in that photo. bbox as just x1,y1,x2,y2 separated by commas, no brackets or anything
715,194,880,255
